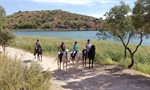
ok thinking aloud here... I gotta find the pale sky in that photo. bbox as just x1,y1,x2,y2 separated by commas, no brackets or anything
1,0,136,18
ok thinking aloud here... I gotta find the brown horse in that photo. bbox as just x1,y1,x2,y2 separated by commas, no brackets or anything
34,46,42,62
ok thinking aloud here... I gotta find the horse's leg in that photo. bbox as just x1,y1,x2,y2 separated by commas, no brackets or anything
37,53,40,60
73,60,75,70
92,59,94,68
68,60,70,69
89,59,91,69
66,62,67,74
85,57,87,67
34,53,36,59
59,61,61,70
57,60,59,70
75,60,79,71
41,54,42,62
82,54,84,66
63,62,64,72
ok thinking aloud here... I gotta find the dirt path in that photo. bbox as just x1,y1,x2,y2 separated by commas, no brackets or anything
5,47,150,90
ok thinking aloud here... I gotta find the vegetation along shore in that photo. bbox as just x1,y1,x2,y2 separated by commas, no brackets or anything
10,36,150,75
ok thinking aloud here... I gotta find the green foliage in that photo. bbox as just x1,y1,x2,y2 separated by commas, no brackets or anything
103,1,132,38
0,29,15,52
0,55,52,90
15,22,38,29
97,1,149,68
0,5,6,28
0,5,15,53
132,0,150,34
6,10,102,30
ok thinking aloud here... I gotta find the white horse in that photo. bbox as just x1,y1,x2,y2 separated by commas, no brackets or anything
70,51,82,71
57,49,70,74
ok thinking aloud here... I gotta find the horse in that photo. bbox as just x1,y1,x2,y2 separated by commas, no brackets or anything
70,51,82,71
57,49,70,74
34,46,42,62
82,45,95,69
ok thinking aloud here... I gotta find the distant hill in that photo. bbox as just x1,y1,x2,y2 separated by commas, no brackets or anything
5,10,102,30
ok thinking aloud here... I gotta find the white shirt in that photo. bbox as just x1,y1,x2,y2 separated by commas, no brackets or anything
85,42,91,51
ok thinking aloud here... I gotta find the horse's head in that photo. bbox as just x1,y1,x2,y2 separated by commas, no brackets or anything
63,50,70,60
91,45,95,51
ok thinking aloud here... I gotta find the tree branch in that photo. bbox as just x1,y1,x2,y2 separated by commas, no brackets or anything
133,31,143,54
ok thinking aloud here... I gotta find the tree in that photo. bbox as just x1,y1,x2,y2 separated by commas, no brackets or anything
97,1,149,68
0,29,15,54
0,5,15,54
132,0,150,35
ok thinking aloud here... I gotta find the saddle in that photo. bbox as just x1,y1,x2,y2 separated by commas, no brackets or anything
71,51,77,60
59,51,67,62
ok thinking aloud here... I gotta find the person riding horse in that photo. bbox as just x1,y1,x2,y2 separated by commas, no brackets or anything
59,42,66,61
72,41,78,60
85,39,92,57
34,39,42,55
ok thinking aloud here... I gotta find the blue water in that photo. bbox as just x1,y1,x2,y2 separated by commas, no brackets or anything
12,30,150,46
12,30,99,40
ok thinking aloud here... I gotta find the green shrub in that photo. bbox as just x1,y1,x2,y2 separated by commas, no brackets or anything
0,55,52,90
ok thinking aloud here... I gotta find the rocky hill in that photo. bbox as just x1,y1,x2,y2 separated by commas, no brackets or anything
5,10,102,30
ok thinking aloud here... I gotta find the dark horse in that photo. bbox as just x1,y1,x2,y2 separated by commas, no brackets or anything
34,46,42,62
82,45,95,69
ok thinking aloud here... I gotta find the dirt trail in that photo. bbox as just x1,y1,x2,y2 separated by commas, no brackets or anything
4,47,150,90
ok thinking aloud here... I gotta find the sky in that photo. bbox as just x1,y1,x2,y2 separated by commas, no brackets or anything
0,0,136,18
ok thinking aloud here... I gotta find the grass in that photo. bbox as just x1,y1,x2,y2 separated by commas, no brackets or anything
0,54,52,90
10,36,150,75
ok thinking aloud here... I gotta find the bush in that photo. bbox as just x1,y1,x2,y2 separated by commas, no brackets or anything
0,55,52,90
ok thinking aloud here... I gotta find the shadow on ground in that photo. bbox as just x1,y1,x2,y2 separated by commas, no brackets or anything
52,64,150,90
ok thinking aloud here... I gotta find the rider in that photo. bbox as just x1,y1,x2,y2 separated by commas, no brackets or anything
85,39,91,57
35,39,41,49
59,42,66,61
72,41,78,59
34,39,41,55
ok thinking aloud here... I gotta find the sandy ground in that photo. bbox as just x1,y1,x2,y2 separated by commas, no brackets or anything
4,47,150,90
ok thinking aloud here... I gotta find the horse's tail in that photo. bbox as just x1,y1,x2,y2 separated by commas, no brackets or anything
53,57,59,64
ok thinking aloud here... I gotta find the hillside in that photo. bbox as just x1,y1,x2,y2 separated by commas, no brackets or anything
5,10,102,30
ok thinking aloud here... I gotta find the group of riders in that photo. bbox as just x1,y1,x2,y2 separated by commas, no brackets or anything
33,39,92,61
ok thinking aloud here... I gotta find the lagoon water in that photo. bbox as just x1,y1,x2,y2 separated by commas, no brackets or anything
12,30,150,46
12,30,99,40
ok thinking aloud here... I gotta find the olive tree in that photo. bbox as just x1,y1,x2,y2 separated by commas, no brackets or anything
0,5,15,54
97,1,149,68
0,29,15,53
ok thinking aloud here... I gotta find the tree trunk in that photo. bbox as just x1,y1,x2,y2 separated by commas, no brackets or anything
124,47,127,60
2,45,6,56
128,53,134,69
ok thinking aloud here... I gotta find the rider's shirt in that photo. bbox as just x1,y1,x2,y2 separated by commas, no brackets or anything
73,44,78,51
36,42,40,47
85,42,91,51
60,45,66,52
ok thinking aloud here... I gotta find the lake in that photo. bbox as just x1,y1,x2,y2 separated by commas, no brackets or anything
12,30,150,46
12,30,99,40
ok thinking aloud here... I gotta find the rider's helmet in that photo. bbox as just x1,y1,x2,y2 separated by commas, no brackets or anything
87,39,90,42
